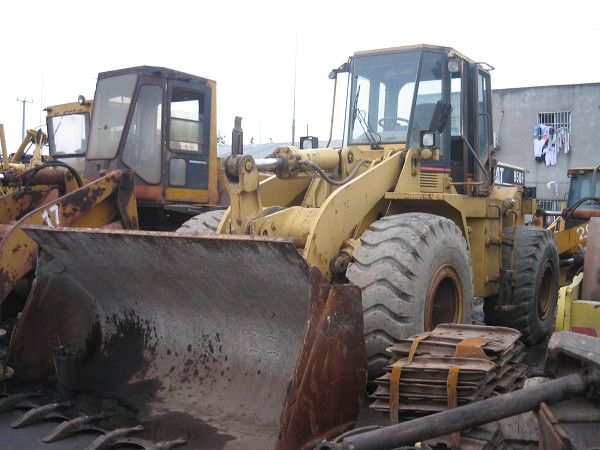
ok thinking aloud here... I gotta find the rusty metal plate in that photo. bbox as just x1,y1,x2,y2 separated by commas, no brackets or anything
10,227,366,449
538,402,574,450
373,325,527,422
372,380,483,401
388,324,522,361
378,357,497,384
545,331,600,376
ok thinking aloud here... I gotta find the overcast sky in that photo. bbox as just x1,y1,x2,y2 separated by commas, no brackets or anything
1,0,598,150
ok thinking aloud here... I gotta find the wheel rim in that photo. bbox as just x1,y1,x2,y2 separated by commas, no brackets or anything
537,260,553,320
425,265,462,331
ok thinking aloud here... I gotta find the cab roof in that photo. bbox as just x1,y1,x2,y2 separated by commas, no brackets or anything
353,44,491,73
97,66,214,85
568,167,599,174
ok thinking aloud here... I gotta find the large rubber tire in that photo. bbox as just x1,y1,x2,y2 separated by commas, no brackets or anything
175,209,225,234
346,213,474,379
483,226,559,344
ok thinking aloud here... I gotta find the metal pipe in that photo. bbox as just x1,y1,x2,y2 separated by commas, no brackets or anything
317,372,593,450
462,133,488,176
326,75,338,148
254,158,284,171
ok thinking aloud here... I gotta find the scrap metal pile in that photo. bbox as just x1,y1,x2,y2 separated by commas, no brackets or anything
371,324,528,421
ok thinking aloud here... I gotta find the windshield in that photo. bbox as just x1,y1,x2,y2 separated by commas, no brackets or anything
568,172,600,208
48,113,89,156
87,74,137,159
348,50,445,147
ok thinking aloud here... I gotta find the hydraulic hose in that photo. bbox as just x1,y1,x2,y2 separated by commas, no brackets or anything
19,160,84,188
303,159,368,186
563,196,600,219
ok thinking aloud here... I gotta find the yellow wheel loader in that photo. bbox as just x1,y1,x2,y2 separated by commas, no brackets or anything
0,100,137,312
2,45,558,448
547,166,600,282
45,97,93,174
211,45,558,375
555,216,600,337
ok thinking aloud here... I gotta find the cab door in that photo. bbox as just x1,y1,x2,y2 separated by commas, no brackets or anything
475,68,493,194
165,80,212,203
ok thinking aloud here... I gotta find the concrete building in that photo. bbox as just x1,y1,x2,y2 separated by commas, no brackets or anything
492,83,600,205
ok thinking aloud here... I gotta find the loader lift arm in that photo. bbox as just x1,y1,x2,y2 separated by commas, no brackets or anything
0,170,137,304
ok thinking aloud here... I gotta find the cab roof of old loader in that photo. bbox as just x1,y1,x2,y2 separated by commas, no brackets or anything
353,44,491,73
97,65,215,85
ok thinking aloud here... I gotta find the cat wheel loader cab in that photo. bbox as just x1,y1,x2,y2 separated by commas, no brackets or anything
84,66,220,229
45,98,93,174
213,44,557,376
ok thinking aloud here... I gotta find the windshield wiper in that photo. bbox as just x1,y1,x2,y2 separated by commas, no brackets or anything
356,110,382,149
352,83,382,150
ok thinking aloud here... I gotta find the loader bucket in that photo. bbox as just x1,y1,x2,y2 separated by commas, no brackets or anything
9,227,366,449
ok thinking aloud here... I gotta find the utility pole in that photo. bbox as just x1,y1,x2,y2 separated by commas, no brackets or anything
291,32,298,146
17,98,33,139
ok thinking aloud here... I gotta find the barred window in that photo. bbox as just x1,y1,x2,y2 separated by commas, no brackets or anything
537,111,571,134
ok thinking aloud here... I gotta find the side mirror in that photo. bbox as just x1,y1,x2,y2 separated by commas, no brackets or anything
429,100,452,133
328,62,349,80
300,136,318,149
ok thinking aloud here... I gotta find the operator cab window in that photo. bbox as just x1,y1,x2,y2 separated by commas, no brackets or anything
349,51,419,145
407,52,444,151
349,50,445,153
451,74,461,136
49,113,89,156
169,89,205,153
87,74,137,160
122,85,163,184
478,72,491,155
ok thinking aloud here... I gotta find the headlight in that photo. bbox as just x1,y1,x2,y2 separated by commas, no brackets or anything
421,131,435,147
448,58,460,73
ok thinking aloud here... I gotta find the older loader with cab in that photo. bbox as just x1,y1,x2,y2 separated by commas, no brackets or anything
0,67,228,316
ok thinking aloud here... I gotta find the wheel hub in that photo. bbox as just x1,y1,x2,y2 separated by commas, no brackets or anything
537,260,553,320
425,265,462,331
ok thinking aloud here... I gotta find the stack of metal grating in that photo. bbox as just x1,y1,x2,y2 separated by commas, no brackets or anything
371,324,527,421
